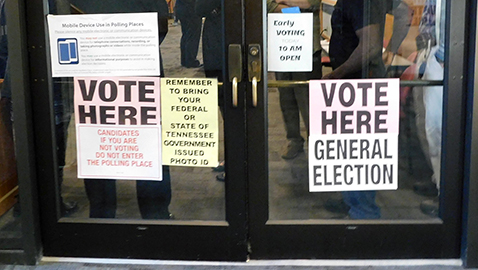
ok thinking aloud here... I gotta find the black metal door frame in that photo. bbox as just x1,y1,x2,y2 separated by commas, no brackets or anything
16,0,248,261
245,0,470,260
6,0,478,265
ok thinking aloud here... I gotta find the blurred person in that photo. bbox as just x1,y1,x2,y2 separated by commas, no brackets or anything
411,0,445,217
267,0,322,160
195,0,226,181
323,0,386,219
62,0,173,219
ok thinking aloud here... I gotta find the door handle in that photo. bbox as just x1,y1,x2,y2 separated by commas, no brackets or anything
228,44,242,108
248,44,261,107
252,76,257,107
232,77,238,108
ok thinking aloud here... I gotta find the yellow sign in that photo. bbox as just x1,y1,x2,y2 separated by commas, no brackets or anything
161,78,219,167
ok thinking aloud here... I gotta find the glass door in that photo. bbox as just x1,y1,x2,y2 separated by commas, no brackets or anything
247,0,465,259
24,0,248,260
22,0,467,260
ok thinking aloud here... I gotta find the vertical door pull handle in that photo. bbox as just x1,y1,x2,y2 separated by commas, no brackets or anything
228,44,242,108
232,77,238,108
252,76,257,107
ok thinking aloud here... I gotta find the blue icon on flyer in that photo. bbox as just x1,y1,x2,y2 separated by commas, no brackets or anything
58,38,79,65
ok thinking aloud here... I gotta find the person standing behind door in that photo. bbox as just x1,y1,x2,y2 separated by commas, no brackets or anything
195,0,223,112
267,0,322,160
176,0,202,68
195,0,226,181
323,0,387,219
411,0,445,217
70,0,173,219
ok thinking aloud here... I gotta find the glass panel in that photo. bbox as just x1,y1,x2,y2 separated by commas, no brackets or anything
267,0,445,220
50,0,225,221
0,0,22,249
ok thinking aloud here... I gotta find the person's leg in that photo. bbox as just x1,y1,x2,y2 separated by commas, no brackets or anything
136,166,172,219
342,191,381,219
178,12,201,67
293,51,322,137
278,86,304,158
293,87,309,136
423,52,444,190
424,88,443,188
84,179,117,218
411,48,437,196
276,72,304,159
54,88,68,189
413,86,431,163
419,48,444,217
53,79,78,216
172,3,179,25
178,17,189,66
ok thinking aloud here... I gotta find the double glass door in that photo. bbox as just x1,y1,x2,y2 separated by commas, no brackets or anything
21,0,465,260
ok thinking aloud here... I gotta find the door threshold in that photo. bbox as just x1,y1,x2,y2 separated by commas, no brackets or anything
42,257,462,267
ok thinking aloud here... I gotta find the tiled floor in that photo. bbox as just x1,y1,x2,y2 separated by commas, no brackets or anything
0,259,471,270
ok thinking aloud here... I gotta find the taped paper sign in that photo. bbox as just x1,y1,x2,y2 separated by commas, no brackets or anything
48,13,160,77
268,13,313,72
161,78,219,167
309,79,400,192
74,77,163,180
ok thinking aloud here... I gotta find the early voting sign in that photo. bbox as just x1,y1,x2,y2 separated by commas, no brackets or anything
74,77,162,180
309,79,400,192
161,78,219,167
268,13,313,72
48,13,160,77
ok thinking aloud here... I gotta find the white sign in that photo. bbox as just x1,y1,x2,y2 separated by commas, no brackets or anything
308,79,400,192
161,78,219,167
48,13,160,77
74,77,163,180
268,13,313,72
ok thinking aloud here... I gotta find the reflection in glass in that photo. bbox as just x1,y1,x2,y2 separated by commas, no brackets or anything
0,0,22,249
51,0,226,221
268,0,445,220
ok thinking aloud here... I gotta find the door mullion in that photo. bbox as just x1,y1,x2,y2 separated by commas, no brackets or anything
223,0,249,261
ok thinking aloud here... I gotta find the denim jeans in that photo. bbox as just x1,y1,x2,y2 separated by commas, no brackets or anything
342,191,381,219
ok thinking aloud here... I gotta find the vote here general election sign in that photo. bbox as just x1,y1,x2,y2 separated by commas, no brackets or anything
309,79,400,192
74,77,163,180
